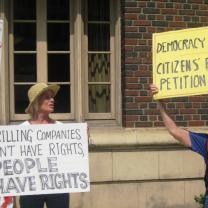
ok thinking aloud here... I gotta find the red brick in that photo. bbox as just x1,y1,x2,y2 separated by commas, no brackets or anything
175,3,182,9
136,96,152,102
125,115,139,121
154,122,164,127
126,103,138,109
126,84,141,89
134,20,151,26
125,46,134,51
190,97,205,102
125,77,139,83
200,16,208,22
143,57,152,64
189,121,205,126
139,65,148,70
125,8,141,13
149,115,157,121
174,16,183,21
169,22,186,27
187,0,203,3
148,27,156,33
200,5,208,10
156,15,165,20
161,8,177,15
125,39,137,45
157,2,165,8
196,10,208,16
184,115,192,120
180,10,195,15
167,109,179,114
180,109,196,114
135,122,152,127
125,58,140,64
138,2,146,7
193,115,200,120
134,70,151,77
125,26,137,32
125,90,139,96
138,103,148,109
144,109,160,115
138,40,147,45
125,13,138,20
143,33,152,39
176,103,184,108
193,103,200,108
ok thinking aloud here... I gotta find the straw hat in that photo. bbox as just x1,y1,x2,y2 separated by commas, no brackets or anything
25,83,60,114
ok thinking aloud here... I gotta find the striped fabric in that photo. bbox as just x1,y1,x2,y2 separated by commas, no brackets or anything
0,197,13,208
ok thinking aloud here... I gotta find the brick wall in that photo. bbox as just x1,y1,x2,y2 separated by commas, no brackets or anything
122,0,208,127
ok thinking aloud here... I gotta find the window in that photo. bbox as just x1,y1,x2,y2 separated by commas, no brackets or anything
9,0,121,124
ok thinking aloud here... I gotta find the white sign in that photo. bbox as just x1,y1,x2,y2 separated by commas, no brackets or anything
0,20,3,65
0,123,90,196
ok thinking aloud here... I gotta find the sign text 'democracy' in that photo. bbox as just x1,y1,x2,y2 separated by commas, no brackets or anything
153,27,208,99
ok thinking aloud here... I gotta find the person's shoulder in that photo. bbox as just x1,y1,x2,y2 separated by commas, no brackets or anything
189,131,208,139
20,121,30,125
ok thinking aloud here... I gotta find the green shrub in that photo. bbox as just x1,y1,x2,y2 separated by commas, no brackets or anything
194,194,205,208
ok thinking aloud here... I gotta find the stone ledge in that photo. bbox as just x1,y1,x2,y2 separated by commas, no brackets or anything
90,127,208,147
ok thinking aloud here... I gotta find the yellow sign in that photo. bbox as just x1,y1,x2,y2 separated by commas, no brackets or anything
153,27,208,100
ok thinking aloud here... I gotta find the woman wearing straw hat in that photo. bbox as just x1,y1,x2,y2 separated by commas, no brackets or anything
20,83,70,208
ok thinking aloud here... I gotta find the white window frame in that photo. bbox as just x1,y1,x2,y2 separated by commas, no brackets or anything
6,0,121,125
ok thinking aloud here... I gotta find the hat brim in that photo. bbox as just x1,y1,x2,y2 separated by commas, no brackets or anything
25,84,60,114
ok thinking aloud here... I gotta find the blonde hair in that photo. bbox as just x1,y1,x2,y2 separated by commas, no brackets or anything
29,99,40,117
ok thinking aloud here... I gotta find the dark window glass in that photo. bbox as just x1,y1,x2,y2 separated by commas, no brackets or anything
48,54,70,82
13,0,36,20
89,85,110,112
47,23,69,51
47,0,69,20
55,85,70,113
88,24,110,51
88,54,110,82
14,54,36,82
14,23,36,51
88,0,109,21
15,85,32,113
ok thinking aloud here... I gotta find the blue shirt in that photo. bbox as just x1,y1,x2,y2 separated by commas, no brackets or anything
189,131,208,160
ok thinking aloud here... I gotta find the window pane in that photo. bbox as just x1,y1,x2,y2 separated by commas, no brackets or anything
14,23,36,51
15,85,32,113
89,85,110,112
55,85,70,113
88,54,110,82
88,0,109,21
47,0,69,20
14,54,37,82
48,54,70,82
88,24,110,51
13,0,36,20
47,23,69,51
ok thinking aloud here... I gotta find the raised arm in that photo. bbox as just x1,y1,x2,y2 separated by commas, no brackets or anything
150,84,191,147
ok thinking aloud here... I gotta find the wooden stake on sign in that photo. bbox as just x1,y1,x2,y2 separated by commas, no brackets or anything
0,20,3,65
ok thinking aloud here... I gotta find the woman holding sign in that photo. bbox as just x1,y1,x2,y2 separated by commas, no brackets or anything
150,83,208,208
20,83,70,208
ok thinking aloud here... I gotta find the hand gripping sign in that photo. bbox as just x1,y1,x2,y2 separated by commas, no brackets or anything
153,26,208,100
0,123,90,196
